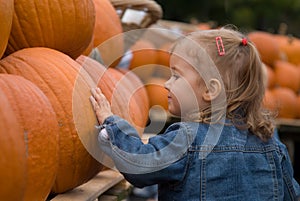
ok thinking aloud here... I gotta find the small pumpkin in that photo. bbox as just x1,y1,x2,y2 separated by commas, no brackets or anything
271,87,297,119
0,47,102,193
4,0,95,59
248,31,280,67
0,0,13,59
129,39,158,69
0,80,26,201
0,74,59,201
273,60,300,92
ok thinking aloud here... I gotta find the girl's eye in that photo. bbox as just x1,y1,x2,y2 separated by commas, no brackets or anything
172,74,179,80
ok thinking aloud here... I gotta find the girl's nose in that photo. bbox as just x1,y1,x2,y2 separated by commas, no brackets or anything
164,79,171,91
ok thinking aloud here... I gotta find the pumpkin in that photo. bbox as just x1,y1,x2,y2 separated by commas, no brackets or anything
145,77,169,110
275,34,300,65
129,39,158,69
0,81,26,201
264,64,276,88
273,60,300,92
4,0,95,59
262,89,277,112
0,0,13,59
248,31,280,67
271,87,297,119
0,47,102,193
108,68,149,133
0,74,59,201
76,55,148,135
92,0,124,67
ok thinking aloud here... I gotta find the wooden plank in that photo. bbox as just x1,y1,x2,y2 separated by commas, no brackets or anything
51,170,124,201
276,118,300,127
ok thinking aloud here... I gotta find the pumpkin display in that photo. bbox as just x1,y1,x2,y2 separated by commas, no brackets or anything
0,74,59,201
76,55,149,136
91,0,124,67
0,0,13,59
248,31,280,67
145,77,169,110
0,47,102,193
0,82,26,201
4,0,95,59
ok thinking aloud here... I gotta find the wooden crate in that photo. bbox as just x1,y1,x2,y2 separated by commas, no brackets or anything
49,169,132,201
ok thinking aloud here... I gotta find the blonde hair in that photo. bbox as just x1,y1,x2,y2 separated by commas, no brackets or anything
173,27,274,140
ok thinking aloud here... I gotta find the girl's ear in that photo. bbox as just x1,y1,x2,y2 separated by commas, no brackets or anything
202,78,222,101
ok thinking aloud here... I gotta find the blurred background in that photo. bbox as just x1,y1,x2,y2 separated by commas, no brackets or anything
156,0,300,37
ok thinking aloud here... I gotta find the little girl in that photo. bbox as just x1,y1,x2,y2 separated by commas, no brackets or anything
90,27,300,200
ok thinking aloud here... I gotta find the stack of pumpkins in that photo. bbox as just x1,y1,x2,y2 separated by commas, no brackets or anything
0,0,149,200
248,31,300,119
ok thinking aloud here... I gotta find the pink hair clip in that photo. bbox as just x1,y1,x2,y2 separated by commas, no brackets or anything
216,36,225,56
241,38,248,46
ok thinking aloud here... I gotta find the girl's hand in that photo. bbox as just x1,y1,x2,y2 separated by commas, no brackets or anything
90,87,113,124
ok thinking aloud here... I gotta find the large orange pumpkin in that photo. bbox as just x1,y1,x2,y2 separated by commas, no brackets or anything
0,0,13,59
0,74,59,201
76,55,149,135
0,47,102,193
273,60,300,92
248,31,280,67
108,68,149,133
0,81,26,201
4,0,95,59
118,68,150,127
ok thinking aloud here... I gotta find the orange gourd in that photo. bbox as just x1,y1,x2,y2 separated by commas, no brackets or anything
4,0,95,59
271,87,297,119
263,89,277,112
129,39,158,69
0,0,13,59
0,74,59,201
0,47,102,193
0,80,26,201
108,68,149,134
145,77,169,110
248,31,280,67
273,60,300,92
76,55,149,136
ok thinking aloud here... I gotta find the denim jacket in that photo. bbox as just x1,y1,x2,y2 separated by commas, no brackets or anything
98,115,300,201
